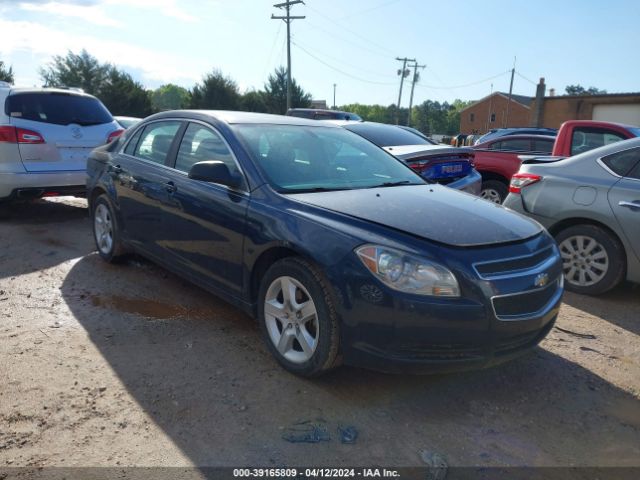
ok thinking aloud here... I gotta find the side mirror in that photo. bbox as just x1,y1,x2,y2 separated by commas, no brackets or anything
188,161,242,189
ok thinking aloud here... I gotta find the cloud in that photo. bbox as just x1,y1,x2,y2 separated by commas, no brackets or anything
0,19,203,86
19,1,122,27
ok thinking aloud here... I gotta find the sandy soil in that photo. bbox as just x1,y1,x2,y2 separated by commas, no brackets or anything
1,198,639,475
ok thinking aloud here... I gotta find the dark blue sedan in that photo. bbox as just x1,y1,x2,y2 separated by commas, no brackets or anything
86,110,563,377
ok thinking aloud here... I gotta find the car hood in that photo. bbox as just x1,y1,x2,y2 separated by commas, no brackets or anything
383,144,474,160
289,184,542,247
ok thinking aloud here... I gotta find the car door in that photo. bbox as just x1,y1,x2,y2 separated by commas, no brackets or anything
160,121,249,296
604,146,640,261
113,120,184,256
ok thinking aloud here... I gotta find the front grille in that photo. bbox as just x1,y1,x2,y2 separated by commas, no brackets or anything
492,280,560,320
474,246,554,278
392,344,484,361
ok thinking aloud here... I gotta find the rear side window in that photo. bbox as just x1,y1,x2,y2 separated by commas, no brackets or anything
601,147,640,177
134,121,181,165
495,139,531,151
175,123,239,176
532,139,553,154
5,92,113,126
626,161,640,180
571,128,627,156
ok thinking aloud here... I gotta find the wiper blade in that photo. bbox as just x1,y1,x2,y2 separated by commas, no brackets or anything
283,187,349,193
373,180,421,188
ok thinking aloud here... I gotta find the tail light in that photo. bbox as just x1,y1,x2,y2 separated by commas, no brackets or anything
107,129,124,144
409,162,429,174
509,173,542,194
0,126,45,144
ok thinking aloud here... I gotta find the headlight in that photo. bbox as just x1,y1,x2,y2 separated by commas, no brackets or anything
356,245,460,297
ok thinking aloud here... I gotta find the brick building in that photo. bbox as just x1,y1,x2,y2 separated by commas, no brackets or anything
459,92,533,134
459,79,640,134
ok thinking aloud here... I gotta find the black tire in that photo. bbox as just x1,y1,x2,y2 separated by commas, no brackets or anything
91,194,126,263
555,224,626,295
257,257,341,377
480,179,508,204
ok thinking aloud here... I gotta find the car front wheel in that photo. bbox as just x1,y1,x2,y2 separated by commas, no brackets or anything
258,257,341,377
556,225,625,295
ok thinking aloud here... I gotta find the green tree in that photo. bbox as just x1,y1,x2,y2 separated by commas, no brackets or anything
99,68,153,117
40,49,109,94
189,70,241,110
151,83,190,111
565,84,607,96
263,66,312,114
240,90,269,113
0,60,14,84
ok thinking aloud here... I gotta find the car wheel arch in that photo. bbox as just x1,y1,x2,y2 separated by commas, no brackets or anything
479,170,508,184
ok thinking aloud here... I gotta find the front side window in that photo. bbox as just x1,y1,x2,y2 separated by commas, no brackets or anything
134,121,181,165
601,147,640,177
233,124,425,193
498,139,531,151
175,123,239,176
532,139,553,154
124,128,143,156
571,128,626,156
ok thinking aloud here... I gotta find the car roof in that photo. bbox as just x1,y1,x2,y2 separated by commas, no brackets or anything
4,86,95,98
480,134,557,144
149,110,342,127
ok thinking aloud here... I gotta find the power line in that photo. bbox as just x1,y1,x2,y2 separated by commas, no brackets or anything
515,70,538,85
304,20,393,60
339,0,402,20
262,20,283,79
292,41,397,86
305,4,396,57
292,38,397,80
414,70,511,90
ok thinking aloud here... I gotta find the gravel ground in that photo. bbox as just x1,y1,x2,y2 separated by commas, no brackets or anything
1,198,639,475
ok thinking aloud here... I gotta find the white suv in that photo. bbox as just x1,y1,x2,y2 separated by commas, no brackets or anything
0,82,122,202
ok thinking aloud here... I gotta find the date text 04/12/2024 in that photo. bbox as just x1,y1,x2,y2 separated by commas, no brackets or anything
232,468,402,478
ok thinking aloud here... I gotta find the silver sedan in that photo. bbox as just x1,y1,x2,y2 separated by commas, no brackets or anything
504,137,640,295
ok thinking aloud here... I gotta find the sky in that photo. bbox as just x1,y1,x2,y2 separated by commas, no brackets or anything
0,0,639,107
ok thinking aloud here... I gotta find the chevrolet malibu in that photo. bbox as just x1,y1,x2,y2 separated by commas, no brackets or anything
86,111,563,377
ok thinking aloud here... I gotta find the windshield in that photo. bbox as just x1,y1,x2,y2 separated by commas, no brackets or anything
233,124,426,193
6,92,113,126
343,122,432,147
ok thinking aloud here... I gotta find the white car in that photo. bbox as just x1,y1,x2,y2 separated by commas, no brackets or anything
0,82,122,202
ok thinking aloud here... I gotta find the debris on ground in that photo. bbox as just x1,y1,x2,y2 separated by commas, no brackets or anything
337,425,358,444
554,326,597,339
282,420,331,444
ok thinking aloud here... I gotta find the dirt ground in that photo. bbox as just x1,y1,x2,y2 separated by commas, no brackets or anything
1,198,639,474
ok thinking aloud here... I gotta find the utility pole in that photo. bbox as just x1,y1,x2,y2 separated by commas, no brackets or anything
407,62,425,126
272,0,305,112
505,57,516,127
395,57,414,124
333,83,336,109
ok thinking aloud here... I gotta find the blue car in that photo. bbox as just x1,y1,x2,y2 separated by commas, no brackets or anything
86,110,563,377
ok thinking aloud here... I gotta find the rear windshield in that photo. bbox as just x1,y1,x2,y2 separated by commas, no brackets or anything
5,92,113,126
344,123,431,147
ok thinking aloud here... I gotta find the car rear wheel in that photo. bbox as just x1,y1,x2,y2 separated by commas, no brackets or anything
258,257,341,377
480,180,508,204
556,225,625,295
92,194,126,263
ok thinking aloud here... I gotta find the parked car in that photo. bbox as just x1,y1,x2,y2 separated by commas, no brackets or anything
87,110,563,376
286,108,362,121
115,116,141,129
547,120,639,157
474,127,558,145
472,134,556,203
504,137,640,295
0,83,122,202
331,121,481,195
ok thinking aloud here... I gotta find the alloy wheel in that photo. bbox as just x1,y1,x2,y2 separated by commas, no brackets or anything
264,275,319,364
94,203,114,255
559,235,609,287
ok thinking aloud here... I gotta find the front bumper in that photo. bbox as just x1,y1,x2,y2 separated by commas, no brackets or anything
331,233,563,374
0,171,86,200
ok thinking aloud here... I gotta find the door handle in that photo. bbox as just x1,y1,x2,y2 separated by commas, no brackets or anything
165,181,177,194
108,164,123,175
619,200,640,211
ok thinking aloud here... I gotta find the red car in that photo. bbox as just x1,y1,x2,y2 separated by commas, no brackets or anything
471,134,556,203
